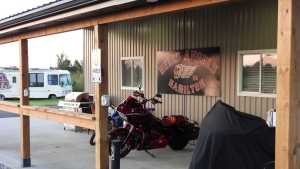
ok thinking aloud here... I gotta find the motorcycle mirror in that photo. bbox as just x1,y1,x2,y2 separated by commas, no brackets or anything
133,91,139,97
152,98,162,104
155,93,162,98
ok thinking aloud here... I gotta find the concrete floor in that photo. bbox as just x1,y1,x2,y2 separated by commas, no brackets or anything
0,116,195,169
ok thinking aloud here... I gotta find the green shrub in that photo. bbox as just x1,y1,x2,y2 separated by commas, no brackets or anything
71,72,84,92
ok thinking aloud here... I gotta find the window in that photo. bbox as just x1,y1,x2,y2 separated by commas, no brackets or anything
237,49,277,98
29,73,44,87
59,74,72,86
12,77,16,83
121,57,144,90
48,74,58,85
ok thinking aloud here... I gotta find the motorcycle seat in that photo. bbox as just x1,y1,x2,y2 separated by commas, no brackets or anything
160,115,178,127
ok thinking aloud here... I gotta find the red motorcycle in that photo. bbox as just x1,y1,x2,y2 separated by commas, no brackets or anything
108,87,199,158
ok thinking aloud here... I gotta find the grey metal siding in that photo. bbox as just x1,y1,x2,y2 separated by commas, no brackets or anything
84,0,277,124
83,28,95,94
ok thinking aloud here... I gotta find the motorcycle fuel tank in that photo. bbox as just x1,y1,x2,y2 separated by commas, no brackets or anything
116,96,157,126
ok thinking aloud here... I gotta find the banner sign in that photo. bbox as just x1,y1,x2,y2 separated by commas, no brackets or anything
0,73,11,90
157,47,220,96
92,49,101,83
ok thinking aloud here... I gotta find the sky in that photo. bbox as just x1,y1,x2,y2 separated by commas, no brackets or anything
0,0,83,68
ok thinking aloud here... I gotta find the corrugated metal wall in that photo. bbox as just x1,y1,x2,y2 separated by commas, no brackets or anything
83,27,95,94
84,0,277,124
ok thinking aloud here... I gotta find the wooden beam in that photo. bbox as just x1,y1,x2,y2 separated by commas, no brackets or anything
94,24,109,169
19,39,31,167
0,102,95,129
276,0,300,168
21,106,96,130
0,0,243,45
0,101,20,114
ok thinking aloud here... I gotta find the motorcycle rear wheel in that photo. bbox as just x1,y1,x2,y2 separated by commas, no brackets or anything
109,132,132,158
168,135,189,150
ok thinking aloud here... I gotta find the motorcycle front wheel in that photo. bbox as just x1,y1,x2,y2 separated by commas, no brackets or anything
168,135,188,150
90,122,118,146
109,132,132,158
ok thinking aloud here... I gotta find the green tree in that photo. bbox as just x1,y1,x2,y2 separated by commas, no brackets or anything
54,52,84,92
56,52,72,70
71,59,83,73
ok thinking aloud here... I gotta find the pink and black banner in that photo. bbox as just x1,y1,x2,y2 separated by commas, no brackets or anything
157,47,220,96
0,73,11,90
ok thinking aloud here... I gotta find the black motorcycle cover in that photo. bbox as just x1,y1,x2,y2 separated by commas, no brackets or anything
189,100,275,169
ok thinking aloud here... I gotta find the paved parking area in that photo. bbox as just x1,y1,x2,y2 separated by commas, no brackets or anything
0,115,195,169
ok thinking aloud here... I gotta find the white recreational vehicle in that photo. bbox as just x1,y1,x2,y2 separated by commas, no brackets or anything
0,68,73,100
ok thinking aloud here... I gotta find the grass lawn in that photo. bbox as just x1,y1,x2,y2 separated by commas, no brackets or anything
6,98,64,107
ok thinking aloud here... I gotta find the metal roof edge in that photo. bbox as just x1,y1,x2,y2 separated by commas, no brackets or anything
0,0,67,22
0,0,106,30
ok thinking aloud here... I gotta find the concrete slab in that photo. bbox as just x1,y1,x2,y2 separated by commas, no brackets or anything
0,116,195,169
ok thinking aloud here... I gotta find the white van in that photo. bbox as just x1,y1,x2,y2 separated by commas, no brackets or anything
0,68,73,100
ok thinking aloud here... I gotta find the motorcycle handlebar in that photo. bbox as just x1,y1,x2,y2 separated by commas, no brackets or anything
133,90,162,105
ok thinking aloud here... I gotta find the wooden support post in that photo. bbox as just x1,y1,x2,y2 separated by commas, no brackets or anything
94,24,109,169
19,39,31,167
276,0,300,169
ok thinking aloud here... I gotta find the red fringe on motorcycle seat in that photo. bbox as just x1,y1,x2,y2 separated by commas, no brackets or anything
161,115,186,127
160,116,176,126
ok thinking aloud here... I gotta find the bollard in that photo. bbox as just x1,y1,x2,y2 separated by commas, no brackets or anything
111,140,121,169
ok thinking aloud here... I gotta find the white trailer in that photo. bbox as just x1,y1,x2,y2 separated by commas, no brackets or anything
0,68,73,100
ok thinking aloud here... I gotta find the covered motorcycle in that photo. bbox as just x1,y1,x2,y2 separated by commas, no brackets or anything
189,100,275,169
108,88,199,158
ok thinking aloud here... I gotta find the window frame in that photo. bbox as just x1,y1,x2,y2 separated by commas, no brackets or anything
48,74,58,85
12,77,16,83
59,74,72,86
120,56,145,90
29,73,44,87
237,49,277,98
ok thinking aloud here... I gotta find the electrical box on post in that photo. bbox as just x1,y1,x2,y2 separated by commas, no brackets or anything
266,109,276,127
101,95,110,106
